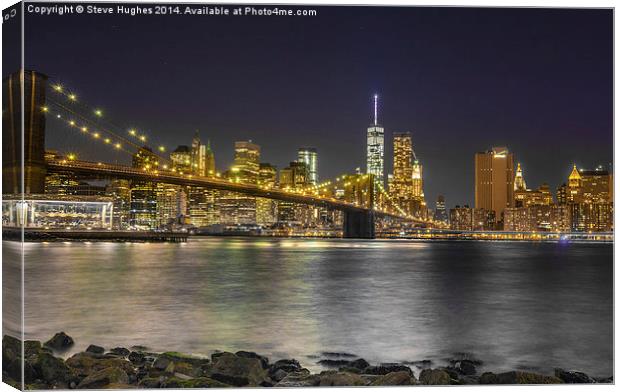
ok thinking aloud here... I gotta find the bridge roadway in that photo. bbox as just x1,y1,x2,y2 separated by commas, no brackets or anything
46,159,424,237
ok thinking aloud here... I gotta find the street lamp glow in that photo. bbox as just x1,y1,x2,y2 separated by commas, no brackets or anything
68,94,77,101
94,109,103,117
53,84,63,92
139,135,146,142
158,146,165,152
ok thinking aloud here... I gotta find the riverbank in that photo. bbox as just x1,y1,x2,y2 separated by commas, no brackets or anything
2,333,612,389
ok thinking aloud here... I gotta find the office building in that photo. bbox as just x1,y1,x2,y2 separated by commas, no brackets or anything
366,94,385,185
474,147,515,222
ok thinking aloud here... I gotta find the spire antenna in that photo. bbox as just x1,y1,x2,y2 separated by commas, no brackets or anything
373,94,378,126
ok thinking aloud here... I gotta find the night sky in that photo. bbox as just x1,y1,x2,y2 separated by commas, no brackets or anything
23,4,613,208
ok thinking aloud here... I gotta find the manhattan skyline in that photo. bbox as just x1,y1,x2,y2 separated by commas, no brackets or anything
23,5,613,207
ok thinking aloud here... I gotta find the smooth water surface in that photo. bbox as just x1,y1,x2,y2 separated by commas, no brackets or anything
19,238,613,376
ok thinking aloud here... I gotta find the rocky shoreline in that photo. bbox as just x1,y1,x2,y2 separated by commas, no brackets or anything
3,332,612,389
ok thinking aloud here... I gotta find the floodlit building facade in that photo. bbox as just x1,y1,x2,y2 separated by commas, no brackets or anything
474,147,515,222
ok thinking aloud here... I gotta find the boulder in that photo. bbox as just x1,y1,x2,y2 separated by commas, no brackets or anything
349,358,370,370
138,377,162,388
159,351,210,368
318,370,366,386
128,351,145,364
209,354,267,386
33,351,73,383
180,377,232,388
43,332,74,351
274,369,320,387
86,345,105,355
108,347,130,357
456,360,477,375
554,369,596,383
24,340,42,356
318,359,351,368
496,371,563,384
2,335,22,381
152,356,171,371
406,359,432,369
65,352,134,378
77,367,129,389
419,369,451,385
479,372,499,384
363,364,413,376
270,358,302,374
370,371,416,386
235,351,269,369
211,351,235,363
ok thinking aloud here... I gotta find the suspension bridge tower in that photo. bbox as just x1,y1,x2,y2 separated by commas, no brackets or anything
2,70,48,194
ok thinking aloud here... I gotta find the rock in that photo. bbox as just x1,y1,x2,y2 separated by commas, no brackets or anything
349,358,370,370
235,351,269,369
152,356,171,371
269,358,302,378
138,377,161,388
65,352,134,378
159,351,210,367
318,370,366,386
180,377,232,388
209,354,267,386
419,369,451,385
479,372,499,384
456,360,477,375
2,335,22,381
86,345,105,355
33,352,73,383
318,359,351,368
596,376,613,383
24,340,42,356
77,367,129,389
128,351,145,364
370,371,416,386
274,369,320,387
338,366,361,374
271,369,288,382
363,364,413,376
43,332,74,351
496,371,563,384
211,351,235,363
441,366,460,380
130,345,148,352
461,375,480,384
108,347,130,357
554,369,596,383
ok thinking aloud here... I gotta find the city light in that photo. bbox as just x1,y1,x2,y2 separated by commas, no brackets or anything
94,109,103,117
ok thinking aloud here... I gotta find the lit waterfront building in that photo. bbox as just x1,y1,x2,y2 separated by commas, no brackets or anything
170,145,192,173
129,146,159,229
474,147,515,222
433,195,448,224
2,196,114,229
256,163,278,226
366,94,385,185
156,183,186,227
106,179,131,229
219,141,261,225
563,165,613,232
278,161,309,224
449,205,473,231
298,147,318,185
504,205,571,232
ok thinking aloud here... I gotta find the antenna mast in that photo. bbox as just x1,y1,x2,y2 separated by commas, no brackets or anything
373,94,378,126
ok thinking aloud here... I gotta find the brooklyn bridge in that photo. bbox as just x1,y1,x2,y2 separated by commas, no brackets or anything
3,70,433,238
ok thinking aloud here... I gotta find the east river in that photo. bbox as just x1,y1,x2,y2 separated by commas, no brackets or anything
3,238,613,377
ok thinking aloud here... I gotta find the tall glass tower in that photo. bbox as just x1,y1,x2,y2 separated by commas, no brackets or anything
297,147,318,185
366,94,384,185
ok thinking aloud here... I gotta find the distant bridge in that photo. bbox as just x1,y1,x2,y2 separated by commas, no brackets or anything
46,158,429,238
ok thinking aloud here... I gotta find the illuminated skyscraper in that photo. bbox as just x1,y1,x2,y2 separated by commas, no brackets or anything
220,141,261,224
514,162,527,191
366,94,385,185
433,195,448,224
129,146,159,228
474,147,515,222
256,163,278,226
298,147,318,185
170,145,192,173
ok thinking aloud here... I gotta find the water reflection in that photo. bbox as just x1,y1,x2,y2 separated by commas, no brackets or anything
18,238,612,377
